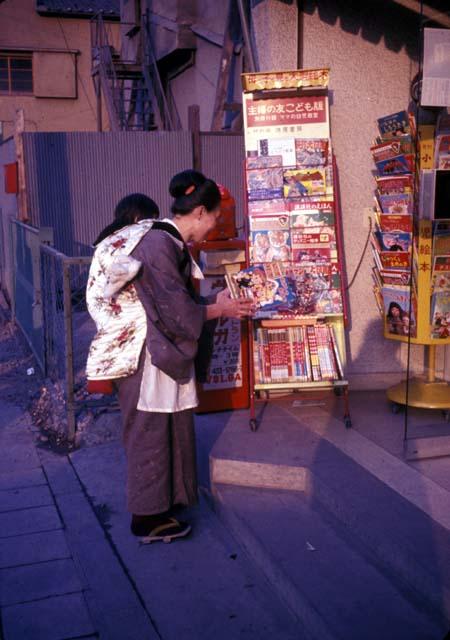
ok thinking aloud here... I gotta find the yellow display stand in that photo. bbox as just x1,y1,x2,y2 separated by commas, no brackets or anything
386,220,450,410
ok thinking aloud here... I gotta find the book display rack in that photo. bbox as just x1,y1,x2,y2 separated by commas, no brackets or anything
370,109,450,412
237,68,350,430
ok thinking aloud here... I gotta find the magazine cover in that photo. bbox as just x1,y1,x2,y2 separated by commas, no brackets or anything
259,138,296,167
246,155,283,170
376,174,414,194
283,168,327,198
370,139,405,163
374,231,412,252
431,291,450,339
377,213,413,233
433,226,450,255
247,167,284,201
291,208,335,228
382,284,416,337
291,263,342,314
295,139,329,167
292,245,336,264
375,154,414,176
434,134,450,168
377,111,410,136
377,193,413,215
225,262,297,318
248,199,290,216
249,213,291,262
431,255,450,291
371,238,411,271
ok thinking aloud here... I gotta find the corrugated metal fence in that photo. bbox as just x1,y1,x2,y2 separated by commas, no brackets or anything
22,131,245,255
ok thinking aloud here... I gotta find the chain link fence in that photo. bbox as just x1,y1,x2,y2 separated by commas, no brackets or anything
40,246,101,440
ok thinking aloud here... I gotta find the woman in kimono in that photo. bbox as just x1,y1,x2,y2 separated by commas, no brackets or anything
88,170,252,543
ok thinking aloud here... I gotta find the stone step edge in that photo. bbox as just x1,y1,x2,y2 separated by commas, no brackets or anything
210,454,450,628
210,457,307,492
211,482,337,640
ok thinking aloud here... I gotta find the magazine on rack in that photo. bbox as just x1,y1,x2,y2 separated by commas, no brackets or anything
224,262,297,318
375,154,414,176
376,212,413,233
377,110,411,137
377,193,413,215
381,284,416,337
374,231,412,252
431,291,450,338
258,138,296,167
249,213,291,262
295,139,329,167
247,167,284,201
283,168,327,198
431,255,450,291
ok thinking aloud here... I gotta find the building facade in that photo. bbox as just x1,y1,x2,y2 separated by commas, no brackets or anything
0,0,120,139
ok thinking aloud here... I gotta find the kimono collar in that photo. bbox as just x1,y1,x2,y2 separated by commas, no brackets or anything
159,218,204,280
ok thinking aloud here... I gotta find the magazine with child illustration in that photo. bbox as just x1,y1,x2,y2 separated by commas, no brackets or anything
224,262,297,318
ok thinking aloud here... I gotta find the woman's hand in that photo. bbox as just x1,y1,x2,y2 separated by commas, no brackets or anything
209,288,254,320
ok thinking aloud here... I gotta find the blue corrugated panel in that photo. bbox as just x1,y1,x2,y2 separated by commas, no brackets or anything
23,131,193,255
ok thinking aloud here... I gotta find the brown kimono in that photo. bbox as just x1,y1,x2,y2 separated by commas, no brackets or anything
116,225,206,516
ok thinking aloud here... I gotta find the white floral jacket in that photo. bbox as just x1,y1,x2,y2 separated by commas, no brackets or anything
85,220,154,380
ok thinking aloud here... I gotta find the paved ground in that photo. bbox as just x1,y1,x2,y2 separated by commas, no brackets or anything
1,298,450,639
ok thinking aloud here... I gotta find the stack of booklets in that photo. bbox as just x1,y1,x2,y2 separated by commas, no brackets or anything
253,323,343,384
370,110,417,337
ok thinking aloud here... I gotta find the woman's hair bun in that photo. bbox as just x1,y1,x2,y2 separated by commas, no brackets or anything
169,170,206,199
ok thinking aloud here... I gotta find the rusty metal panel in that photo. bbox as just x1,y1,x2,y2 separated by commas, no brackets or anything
200,133,245,238
22,131,193,255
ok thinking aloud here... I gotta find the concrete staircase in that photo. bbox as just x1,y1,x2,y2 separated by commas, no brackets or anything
209,404,450,640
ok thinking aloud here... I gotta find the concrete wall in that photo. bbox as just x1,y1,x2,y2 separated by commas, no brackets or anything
0,0,119,138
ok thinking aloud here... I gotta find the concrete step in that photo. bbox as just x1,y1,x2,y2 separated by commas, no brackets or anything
210,405,450,629
70,441,305,640
213,483,446,640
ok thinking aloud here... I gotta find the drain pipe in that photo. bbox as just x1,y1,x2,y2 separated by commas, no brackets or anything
236,0,257,72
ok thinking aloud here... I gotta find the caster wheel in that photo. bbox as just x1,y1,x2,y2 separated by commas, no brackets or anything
344,417,352,429
250,419,258,432
391,402,402,414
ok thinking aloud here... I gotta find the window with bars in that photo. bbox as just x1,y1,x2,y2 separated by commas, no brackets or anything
0,52,33,95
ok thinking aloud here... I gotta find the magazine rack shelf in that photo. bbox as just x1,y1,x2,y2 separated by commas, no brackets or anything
385,219,450,411
370,107,450,413
239,68,351,431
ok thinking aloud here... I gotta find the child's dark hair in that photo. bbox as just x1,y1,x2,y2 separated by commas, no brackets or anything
93,193,159,246
169,170,221,215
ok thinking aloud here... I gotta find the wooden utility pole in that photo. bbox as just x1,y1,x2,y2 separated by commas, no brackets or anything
188,104,202,171
14,109,29,222
210,0,236,131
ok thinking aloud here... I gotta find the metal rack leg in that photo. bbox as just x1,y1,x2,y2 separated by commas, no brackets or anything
343,385,352,428
248,317,258,431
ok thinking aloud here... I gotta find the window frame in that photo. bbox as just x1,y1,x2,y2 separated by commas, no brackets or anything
0,51,34,96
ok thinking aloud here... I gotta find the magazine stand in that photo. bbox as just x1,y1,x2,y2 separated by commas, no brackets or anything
385,219,450,412
240,69,351,431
